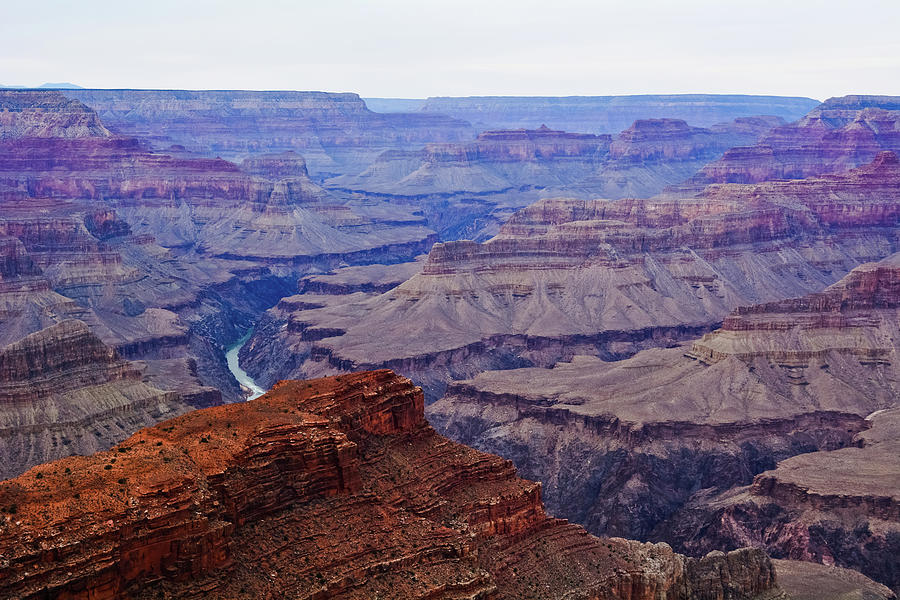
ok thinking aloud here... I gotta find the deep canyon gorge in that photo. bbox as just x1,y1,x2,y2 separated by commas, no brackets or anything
0,86,897,599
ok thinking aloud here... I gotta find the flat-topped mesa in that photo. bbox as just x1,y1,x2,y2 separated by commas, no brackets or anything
425,125,612,163
240,150,312,179
609,117,735,162
0,90,110,139
0,370,782,600
694,95,900,184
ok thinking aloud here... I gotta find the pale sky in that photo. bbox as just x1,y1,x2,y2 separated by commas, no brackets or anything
3,0,899,100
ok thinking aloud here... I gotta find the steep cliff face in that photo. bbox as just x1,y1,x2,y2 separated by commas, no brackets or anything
694,95,900,185
0,370,782,600
65,89,475,175
416,94,818,132
0,320,195,480
660,408,900,593
243,153,900,400
430,255,900,592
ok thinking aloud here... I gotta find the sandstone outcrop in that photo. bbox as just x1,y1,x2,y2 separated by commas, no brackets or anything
244,152,900,400
0,370,783,599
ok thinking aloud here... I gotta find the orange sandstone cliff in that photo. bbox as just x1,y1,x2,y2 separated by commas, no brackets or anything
0,370,781,599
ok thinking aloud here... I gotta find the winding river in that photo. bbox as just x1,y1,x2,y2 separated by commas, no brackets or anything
225,330,267,400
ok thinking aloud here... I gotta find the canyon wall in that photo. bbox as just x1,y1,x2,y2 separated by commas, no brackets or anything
415,94,819,133
430,254,900,592
693,95,900,185
0,370,784,600
0,319,196,479
243,151,900,400
325,117,784,240
330,117,781,199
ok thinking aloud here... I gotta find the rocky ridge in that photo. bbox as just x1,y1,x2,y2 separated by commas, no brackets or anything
0,369,784,600
430,254,900,592
414,94,818,133
693,95,900,185
243,152,900,399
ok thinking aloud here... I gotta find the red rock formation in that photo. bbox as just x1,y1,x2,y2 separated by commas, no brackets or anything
0,370,782,599
65,89,475,175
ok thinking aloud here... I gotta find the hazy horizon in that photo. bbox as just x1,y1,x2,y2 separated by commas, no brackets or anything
4,0,899,100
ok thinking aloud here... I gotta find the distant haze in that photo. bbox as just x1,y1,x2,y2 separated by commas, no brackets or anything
3,0,899,100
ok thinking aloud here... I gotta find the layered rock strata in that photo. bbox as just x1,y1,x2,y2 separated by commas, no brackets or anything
65,89,475,175
0,320,194,479
244,152,900,399
660,407,900,593
772,560,896,600
0,370,782,599
694,95,900,184
431,254,900,591
327,118,783,241
0,90,438,403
